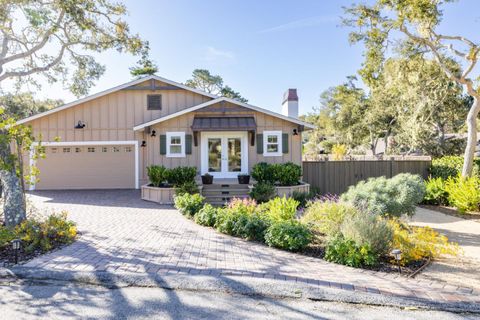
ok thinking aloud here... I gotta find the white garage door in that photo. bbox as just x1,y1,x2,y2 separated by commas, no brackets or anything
34,145,136,190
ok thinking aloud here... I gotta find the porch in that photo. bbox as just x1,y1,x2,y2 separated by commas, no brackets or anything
196,178,251,205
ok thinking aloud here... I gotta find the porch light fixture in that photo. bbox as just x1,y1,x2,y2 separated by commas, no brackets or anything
293,128,298,136
141,140,147,147
150,130,156,137
74,120,86,129
11,239,21,264
390,249,402,274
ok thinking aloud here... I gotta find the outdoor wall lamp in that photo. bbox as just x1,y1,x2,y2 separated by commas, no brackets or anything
391,249,402,274
11,239,21,264
141,140,146,147
293,128,298,136
150,130,156,137
74,120,86,129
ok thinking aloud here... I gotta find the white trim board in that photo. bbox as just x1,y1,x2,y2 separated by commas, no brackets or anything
29,140,139,190
133,97,315,131
16,75,218,125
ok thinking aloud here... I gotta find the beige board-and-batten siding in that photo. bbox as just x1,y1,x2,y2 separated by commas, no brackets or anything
302,159,432,195
143,105,302,183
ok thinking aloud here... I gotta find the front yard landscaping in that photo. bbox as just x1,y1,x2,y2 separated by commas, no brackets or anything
173,172,460,275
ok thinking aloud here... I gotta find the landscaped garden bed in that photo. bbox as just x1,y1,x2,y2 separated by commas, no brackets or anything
173,172,460,276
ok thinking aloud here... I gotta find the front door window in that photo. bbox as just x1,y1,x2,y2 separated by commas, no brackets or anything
202,132,247,178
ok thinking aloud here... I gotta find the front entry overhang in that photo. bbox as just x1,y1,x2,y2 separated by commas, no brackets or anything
191,116,256,146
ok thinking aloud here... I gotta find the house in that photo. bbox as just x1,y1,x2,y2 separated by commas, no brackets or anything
17,75,314,190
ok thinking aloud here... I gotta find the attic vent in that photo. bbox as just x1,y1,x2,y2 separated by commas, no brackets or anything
147,94,162,110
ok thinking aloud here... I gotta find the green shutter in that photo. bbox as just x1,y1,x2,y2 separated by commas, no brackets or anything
256,134,263,154
282,133,289,154
185,134,192,154
160,135,166,155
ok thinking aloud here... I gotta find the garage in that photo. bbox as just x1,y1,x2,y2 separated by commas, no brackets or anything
33,143,137,190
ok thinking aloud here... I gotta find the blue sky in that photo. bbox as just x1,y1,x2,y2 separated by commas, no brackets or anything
12,0,480,116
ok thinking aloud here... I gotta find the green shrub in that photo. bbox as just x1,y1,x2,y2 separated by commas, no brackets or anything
430,156,480,180
194,204,218,227
444,175,480,213
173,193,205,217
251,162,277,184
261,196,299,221
423,177,448,205
174,181,199,195
146,165,168,187
15,211,77,253
166,166,197,186
339,212,393,256
340,173,425,217
324,235,378,268
301,200,358,237
264,220,312,251
234,212,271,241
292,189,318,208
249,182,276,203
0,227,16,248
276,162,302,186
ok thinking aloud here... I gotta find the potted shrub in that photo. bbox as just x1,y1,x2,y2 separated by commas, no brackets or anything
201,173,214,184
237,173,250,184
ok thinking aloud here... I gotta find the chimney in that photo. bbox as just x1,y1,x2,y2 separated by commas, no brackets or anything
282,88,298,118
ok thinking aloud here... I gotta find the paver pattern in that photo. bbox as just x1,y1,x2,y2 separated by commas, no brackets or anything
21,190,480,303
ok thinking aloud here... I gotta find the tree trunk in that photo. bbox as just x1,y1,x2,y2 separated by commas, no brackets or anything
0,137,26,227
462,96,480,177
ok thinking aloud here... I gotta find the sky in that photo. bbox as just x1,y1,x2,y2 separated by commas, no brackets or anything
4,0,480,116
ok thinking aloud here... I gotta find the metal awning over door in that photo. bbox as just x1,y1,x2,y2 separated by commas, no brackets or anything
191,116,256,146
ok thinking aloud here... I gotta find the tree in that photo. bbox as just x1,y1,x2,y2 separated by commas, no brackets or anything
344,0,480,176
0,0,146,226
185,69,248,102
130,42,158,78
0,93,63,118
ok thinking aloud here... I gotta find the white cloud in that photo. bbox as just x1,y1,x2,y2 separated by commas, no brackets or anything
258,15,338,34
204,46,235,62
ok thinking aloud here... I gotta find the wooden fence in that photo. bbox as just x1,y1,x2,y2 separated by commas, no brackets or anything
302,159,431,195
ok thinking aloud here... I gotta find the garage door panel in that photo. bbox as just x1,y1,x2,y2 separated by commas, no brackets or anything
35,145,135,190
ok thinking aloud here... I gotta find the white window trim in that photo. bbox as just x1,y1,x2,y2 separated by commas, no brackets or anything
29,140,139,190
263,131,283,157
166,132,186,158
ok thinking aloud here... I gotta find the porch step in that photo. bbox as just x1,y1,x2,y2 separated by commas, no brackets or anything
201,183,251,205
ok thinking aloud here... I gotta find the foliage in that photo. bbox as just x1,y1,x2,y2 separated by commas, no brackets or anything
340,173,425,217
388,219,460,265
301,200,358,237
444,175,480,213
430,156,480,180
185,69,248,102
129,42,158,77
324,236,378,268
173,193,205,217
292,189,317,208
339,212,393,256
174,181,199,195
423,177,448,205
264,220,312,252
166,167,197,186
15,212,77,253
260,196,299,221
0,227,16,248
226,198,257,215
249,182,276,203
331,144,348,160
0,93,63,119
194,204,218,227
146,165,168,187
251,162,277,184
275,162,302,186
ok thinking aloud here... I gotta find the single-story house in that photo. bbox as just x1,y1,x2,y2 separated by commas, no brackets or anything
17,75,314,190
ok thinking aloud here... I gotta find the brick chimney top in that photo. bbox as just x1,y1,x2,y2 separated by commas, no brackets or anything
282,88,298,104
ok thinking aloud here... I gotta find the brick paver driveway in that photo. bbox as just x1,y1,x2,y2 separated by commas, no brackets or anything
22,190,479,304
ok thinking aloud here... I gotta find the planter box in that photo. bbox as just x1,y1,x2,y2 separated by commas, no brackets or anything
248,182,310,199
141,184,204,205
275,182,310,198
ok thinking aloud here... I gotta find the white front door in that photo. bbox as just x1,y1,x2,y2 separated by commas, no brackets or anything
201,132,248,179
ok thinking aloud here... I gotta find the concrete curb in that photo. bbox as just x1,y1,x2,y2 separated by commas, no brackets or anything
4,266,480,314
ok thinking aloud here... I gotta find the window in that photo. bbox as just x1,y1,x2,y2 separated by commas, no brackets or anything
51,148,58,154
147,94,162,110
87,147,95,153
263,131,282,157
75,147,82,153
63,148,71,153
102,147,108,153
166,132,185,157
125,146,132,153
113,147,120,153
